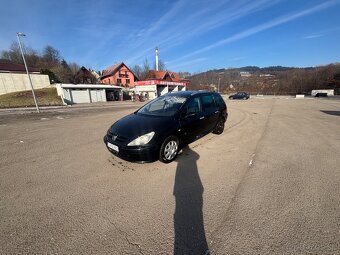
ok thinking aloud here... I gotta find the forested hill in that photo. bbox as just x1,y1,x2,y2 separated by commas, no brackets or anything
188,64,340,95
211,66,300,73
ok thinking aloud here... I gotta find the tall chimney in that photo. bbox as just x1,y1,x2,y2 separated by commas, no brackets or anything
155,47,159,71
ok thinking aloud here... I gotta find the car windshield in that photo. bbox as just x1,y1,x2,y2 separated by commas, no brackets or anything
137,95,187,117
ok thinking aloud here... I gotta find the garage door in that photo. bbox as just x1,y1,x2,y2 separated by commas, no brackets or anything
90,89,106,102
71,89,90,103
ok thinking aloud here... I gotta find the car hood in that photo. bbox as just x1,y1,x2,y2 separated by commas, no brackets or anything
109,113,177,142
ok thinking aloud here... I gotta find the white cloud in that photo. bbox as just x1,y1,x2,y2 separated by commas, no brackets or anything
303,25,340,39
304,34,325,39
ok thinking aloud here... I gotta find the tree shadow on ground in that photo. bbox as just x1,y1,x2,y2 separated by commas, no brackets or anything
173,146,209,255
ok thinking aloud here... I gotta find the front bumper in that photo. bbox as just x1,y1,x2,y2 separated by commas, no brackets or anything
103,135,159,163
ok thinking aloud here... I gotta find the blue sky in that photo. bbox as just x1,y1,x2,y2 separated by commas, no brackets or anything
1,0,340,72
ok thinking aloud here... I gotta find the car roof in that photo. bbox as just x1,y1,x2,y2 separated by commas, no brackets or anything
166,90,216,98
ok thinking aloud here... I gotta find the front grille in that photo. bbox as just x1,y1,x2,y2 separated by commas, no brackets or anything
107,130,128,143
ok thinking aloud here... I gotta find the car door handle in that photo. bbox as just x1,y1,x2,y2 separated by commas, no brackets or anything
200,116,205,120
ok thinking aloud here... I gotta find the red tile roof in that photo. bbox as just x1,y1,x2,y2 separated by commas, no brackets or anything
101,62,138,80
146,70,182,82
169,72,181,82
146,70,167,80
101,63,121,77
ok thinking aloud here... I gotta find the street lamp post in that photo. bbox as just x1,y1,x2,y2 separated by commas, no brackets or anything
217,71,224,93
16,32,40,113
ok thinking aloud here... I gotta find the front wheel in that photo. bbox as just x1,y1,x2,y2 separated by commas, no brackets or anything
159,136,179,163
212,118,225,134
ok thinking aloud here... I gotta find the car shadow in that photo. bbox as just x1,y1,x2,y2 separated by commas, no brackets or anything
321,110,340,116
173,146,209,255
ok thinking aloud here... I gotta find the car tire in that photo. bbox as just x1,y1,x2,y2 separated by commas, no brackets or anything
159,136,179,163
212,118,225,135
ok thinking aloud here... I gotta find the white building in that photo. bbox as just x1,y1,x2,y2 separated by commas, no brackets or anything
311,89,334,96
56,84,123,104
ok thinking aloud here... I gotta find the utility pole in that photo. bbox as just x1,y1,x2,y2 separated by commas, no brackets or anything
16,32,40,113
218,77,221,93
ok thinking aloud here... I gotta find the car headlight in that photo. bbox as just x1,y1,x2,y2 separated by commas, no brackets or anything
127,131,155,146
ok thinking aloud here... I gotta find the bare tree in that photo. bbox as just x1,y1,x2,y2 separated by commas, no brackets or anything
41,45,61,69
1,41,41,69
178,71,191,78
24,47,40,68
51,59,72,83
139,58,150,80
1,42,23,64
132,65,142,80
154,59,166,71
69,62,80,84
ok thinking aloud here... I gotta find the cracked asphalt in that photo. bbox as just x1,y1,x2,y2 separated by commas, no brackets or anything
1,97,340,254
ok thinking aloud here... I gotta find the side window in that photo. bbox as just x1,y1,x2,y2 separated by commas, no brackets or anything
184,97,201,116
201,94,216,110
214,94,225,107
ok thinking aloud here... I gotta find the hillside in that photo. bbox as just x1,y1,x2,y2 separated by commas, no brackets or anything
188,64,340,95
0,87,63,108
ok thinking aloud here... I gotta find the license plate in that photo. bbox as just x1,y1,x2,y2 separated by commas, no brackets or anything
107,142,119,153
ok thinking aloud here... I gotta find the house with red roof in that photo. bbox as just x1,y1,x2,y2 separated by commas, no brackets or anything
100,62,138,87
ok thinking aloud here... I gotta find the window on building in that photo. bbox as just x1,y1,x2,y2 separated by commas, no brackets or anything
108,78,110,84
126,79,130,84
117,79,122,84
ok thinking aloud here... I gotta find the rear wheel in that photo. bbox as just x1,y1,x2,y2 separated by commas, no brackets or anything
159,136,179,163
212,118,225,134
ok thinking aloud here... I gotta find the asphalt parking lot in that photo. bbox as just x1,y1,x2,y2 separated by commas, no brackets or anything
1,97,340,254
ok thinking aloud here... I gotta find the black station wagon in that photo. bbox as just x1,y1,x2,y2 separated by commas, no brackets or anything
104,91,228,163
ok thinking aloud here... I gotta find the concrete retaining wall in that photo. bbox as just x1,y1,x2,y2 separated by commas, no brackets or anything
0,73,51,95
